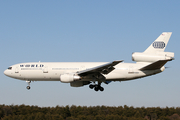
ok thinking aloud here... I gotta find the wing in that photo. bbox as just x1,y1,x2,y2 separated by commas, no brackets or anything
140,59,173,70
77,60,123,76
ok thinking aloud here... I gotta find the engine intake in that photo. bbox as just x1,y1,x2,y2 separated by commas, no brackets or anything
60,74,81,83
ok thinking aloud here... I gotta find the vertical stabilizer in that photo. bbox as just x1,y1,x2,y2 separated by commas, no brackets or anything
144,32,172,53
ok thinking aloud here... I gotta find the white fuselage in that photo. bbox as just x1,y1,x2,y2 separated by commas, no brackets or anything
3,32,174,91
4,62,164,82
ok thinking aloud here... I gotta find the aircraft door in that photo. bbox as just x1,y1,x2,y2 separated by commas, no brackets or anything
15,67,19,73
43,66,48,73
43,66,50,80
129,66,134,74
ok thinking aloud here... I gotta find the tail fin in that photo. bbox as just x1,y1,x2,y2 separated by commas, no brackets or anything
132,32,174,63
144,32,172,53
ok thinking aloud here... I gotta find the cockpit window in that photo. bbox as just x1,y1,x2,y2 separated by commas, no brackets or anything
8,67,12,70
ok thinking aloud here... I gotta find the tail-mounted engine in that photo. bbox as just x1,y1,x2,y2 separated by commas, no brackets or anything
60,74,81,83
132,52,174,62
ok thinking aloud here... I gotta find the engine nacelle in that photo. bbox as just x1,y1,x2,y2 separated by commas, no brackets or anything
60,74,81,83
70,81,91,87
132,52,174,62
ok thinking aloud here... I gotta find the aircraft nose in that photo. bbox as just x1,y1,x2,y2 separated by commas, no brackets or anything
4,69,11,77
4,70,8,76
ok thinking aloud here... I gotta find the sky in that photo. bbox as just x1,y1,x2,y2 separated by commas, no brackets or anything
0,0,179,108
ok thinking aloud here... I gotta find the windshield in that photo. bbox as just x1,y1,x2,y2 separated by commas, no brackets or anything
8,67,12,70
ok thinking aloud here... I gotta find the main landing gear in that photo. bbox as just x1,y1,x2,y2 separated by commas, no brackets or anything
89,82,104,92
26,81,31,90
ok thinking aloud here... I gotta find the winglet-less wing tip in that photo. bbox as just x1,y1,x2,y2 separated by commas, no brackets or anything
113,60,124,63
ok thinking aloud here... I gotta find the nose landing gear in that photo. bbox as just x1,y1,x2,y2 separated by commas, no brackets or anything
26,86,30,90
26,81,31,90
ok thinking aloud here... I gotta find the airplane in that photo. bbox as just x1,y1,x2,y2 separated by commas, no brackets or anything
4,32,174,92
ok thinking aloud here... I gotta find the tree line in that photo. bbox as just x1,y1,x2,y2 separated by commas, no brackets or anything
0,104,180,120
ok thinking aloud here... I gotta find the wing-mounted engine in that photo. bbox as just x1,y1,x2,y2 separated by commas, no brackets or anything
132,52,174,62
70,81,91,87
59,60,122,90
60,74,81,83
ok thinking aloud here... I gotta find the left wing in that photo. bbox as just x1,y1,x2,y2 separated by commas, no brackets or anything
77,60,123,76
140,59,173,70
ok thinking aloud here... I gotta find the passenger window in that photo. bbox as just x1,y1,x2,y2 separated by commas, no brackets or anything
40,64,44,67
20,65,24,67
25,65,30,67
31,65,35,67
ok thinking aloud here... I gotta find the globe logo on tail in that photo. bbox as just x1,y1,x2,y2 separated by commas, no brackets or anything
152,41,165,49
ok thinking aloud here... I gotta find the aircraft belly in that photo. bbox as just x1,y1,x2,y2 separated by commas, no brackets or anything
105,70,127,81
104,69,147,81
18,70,59,81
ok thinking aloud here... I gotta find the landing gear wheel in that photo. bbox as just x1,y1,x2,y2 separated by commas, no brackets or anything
94,85,99,91
89,84,95,89
26,86,30,90
26,81,31,90
99,87,104,91
90,81,105,92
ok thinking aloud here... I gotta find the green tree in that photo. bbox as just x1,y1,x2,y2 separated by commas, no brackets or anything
105,114,121,120
95,114,105,120
2,106,12,116
62,106,71,119
51,114,63,120
134,111,142,118
158,116,170,120
34,112,45,120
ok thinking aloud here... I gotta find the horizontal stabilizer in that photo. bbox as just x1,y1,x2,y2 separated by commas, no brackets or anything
140,59,172,70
